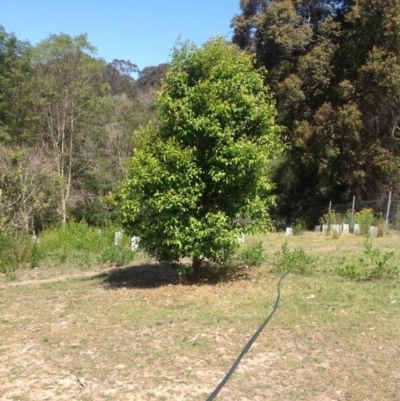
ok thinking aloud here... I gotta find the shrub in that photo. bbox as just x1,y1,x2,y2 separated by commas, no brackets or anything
319,211,344,227
337,239,397,280
354,208,374,235
0,231,32,273
274,241,314,275
238,240,266,267
292,219,306,236
0,232,11,273
362,238,396,279
10,235,32,268
337,263,361,281
0,222,139,272
331,229,341,239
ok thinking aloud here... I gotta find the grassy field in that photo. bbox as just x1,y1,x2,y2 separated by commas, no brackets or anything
1,231,399,400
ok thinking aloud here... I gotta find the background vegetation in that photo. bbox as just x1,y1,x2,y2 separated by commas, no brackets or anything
2,0,400,273
232,0,400,224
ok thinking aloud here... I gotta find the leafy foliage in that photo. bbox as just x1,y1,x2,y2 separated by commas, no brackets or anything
0,26,36,144
292,219,307,236
103,59,138,96
0,221,137,273
232,0,400,222
238,240,266,267
112,37,283,272
31,33,111,224
274,240,314,275
338,238,397,280
0,27,154,232
354,208,375,235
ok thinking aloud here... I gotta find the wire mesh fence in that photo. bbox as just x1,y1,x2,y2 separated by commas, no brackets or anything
327,192,400,230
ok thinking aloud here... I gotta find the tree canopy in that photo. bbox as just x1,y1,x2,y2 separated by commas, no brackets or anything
232,0,400,223
0,28,153,232
0,26,35,144
112,37,282,272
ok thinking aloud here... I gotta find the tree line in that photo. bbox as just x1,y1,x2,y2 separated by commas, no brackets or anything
0,27,167,234
232,0,400,223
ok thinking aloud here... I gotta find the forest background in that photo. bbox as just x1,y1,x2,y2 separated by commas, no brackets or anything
1,0,400,238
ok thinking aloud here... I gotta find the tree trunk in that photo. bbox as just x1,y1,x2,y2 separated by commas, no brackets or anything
61,197,67,224
192,257,202,276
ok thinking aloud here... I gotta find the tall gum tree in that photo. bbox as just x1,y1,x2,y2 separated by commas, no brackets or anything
112,37,283,273
31,34,109,223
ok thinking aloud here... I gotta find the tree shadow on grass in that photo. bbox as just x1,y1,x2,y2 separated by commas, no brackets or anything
98,262,181,289
98,261,251,289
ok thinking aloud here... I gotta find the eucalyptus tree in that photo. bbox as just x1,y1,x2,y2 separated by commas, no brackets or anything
232,0,400,223
31,33,110,223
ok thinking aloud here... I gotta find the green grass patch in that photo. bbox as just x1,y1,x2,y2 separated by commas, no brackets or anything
0,221,138,275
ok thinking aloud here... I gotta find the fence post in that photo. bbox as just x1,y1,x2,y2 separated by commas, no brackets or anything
386,191,392,230
328,201,332,214
351,195,355,229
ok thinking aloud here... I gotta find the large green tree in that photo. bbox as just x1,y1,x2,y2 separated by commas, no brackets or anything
113,37,282,273
232,0,400,223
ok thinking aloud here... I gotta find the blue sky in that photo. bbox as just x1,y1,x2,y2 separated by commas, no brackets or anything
2,0,241,70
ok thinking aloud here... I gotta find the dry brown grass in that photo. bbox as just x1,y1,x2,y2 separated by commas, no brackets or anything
1,232,399,400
